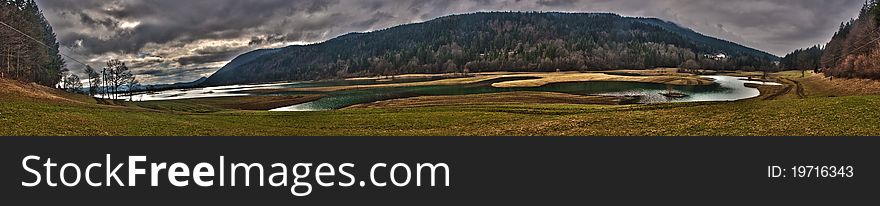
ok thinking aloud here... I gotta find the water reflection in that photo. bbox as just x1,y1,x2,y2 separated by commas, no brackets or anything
114,76,447,101
271,75,777,111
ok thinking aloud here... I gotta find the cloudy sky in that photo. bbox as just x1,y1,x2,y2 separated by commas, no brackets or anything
36,0,865,84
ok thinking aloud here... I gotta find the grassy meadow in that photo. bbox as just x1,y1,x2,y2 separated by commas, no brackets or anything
2,70,880,136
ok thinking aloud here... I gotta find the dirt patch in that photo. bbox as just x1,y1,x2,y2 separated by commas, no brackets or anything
752,77,801,100
800,75,880,97
0,78,91,104
755,71,880,100
345,91,637,109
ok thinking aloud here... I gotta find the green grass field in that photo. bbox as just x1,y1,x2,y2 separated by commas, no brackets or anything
2,72,879,136
3,93,879,136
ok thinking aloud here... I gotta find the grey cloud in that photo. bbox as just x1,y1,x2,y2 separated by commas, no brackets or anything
194,45,250,56
127,59,164,69
177,50,242,66
36,0,867,84
536,0,578,7
248,34,288,46
351,12,396,29
137,67,216,77
137,67,219,85
41,0,342,54
76,11,115,29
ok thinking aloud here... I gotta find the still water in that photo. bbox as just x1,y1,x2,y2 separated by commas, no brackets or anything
270,75,776,111
124,77,448,101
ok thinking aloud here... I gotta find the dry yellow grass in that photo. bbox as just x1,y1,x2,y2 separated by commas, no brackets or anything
137,95,325,111
0,78,94,104
595,68,689,76
490,72,714,88
738,70,880,101
250,73,521,93
5,75,880,136
801,74,880,97
251,70,711,93
345,91,633,109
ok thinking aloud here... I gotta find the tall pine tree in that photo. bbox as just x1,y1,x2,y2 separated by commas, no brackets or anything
0,0,65,86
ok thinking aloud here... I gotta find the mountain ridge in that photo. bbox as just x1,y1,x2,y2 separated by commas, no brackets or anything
202,12,778,86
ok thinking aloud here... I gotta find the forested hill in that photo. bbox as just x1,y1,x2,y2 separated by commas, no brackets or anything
0,0,65,87
818,0,880,79
202,12,778,86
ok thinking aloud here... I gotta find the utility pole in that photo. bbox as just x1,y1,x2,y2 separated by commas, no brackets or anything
101,68,106,99
2,49,7,79
16,45,20,80
2,20,94,87
2,49,6,79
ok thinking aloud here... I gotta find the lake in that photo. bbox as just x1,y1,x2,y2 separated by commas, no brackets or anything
121,76,448,101
126,75,778,111
269,75,778,111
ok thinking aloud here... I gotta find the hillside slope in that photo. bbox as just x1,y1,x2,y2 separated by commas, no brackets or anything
0,78,90,103
820,0,880,79
0,1,65,86
202,12,777,86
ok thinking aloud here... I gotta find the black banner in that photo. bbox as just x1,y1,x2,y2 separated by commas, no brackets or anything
0,137,875,204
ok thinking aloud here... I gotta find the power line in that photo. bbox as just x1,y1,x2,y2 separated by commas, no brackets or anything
822,28,880,65
0,20,94,69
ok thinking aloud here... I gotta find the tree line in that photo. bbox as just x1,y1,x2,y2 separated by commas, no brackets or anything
793,0,880,79
2,1,139,99
0,0,64,86
204,12,778,86
781,45,823,77
59,59,139,100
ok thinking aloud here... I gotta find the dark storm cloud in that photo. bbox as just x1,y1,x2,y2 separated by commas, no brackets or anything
41,0,342,54
35,0,867,84
137,67,215,77
351,11,396,28
178,50,242,66
536,0,579,7
248,34,288,46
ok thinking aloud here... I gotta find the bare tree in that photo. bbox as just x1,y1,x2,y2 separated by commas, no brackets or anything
678,59,701,73
121,68,138,101
99,59,136,100
60,72,82,93
100,68,107,99
105,59,126,99
84,65,98,95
